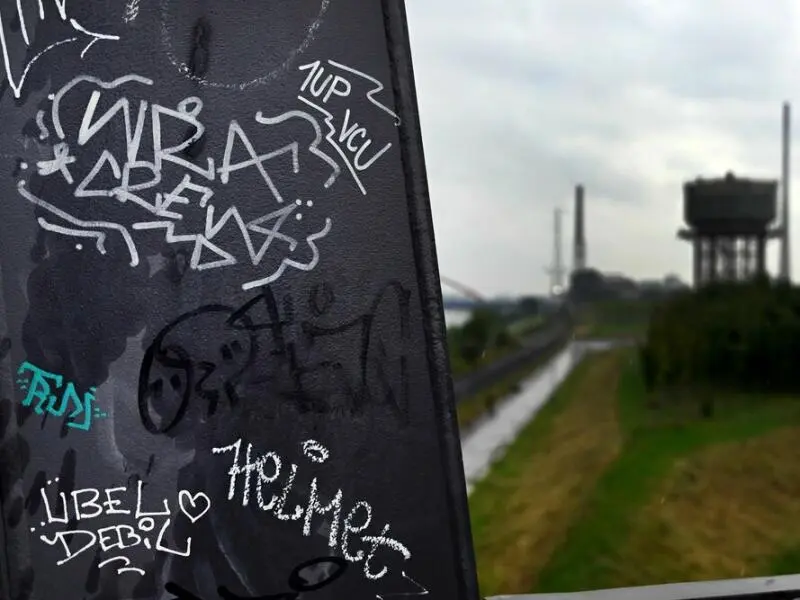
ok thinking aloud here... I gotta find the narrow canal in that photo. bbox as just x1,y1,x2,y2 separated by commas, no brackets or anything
460,340,620,494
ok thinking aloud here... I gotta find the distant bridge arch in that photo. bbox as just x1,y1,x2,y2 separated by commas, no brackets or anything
440,277,522,313
440,276,485,303
441,276,486,312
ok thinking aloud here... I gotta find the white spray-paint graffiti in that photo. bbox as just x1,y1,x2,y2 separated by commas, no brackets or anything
33,478,210,576
376,572,431,599
298,59,400,196
0,1,119,98
123,0,141,24
18,74,345,290
212,437,413,582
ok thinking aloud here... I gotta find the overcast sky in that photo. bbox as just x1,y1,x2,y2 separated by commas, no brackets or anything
406,0,800,298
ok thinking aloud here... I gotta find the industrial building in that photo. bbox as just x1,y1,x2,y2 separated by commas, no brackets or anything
546,185,586,296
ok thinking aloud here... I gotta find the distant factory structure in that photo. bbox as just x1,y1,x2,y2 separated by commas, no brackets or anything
546,180,692,302
546,208,566,295
553,183,689,302
573,184,587,272
677,102,792,286
546,185,587,296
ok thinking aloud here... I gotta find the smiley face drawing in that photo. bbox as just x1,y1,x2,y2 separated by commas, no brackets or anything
159,0,331,91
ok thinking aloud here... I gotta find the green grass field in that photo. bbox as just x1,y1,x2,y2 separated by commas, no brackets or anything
468,347,800,596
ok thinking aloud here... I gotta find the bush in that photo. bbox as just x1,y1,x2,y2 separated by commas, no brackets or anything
448,308,519,373
640,279,800,396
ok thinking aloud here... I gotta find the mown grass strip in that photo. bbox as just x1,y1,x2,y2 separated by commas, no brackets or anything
771,543,800,576
613,426,800,587
468,350,625,597
534,353,800,593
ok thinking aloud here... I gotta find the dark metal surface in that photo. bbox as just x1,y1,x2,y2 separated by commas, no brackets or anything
0,2,478,599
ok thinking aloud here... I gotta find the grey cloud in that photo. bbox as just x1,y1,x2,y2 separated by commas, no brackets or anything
406,0,800,295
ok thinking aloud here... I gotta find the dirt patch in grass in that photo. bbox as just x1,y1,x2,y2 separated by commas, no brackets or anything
468,349,625,597
612,427,800,586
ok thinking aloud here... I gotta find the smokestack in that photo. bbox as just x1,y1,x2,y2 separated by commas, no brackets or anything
573,184,587,271
552,208,564,292
780,102,791,281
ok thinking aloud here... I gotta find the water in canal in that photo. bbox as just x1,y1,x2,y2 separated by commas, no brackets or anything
460,340,619,494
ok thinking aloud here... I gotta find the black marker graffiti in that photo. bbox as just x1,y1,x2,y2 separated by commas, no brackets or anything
138,305,259,434
165,556,347,600
138,281,411,434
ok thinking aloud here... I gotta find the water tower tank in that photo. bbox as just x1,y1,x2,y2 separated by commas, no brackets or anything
678,172,778,285
683,172,777,234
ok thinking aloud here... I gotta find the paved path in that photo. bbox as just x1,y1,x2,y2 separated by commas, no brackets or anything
460,340,618,494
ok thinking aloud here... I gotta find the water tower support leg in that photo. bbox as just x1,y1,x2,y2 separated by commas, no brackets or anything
709,237,719,282
693,238,702,285
756,236,767,277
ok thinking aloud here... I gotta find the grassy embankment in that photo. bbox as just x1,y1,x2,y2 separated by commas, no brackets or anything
455,340,565,432
451,312,565,432
457,297,652,431
448,313,547,379
574,299,656,340
508,315,545,338
469,347,800,596
454,296,646,432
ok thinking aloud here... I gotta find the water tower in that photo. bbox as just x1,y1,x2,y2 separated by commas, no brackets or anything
677,172,780,285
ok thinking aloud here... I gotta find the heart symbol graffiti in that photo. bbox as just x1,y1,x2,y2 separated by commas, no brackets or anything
178,490,211,523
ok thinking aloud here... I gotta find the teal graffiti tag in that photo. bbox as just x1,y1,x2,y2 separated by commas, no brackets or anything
16,362,106,431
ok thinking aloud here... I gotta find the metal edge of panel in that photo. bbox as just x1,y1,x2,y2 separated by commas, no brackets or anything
379,2,482,600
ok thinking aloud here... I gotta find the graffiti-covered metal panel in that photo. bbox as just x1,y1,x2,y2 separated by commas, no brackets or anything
0,2,478,599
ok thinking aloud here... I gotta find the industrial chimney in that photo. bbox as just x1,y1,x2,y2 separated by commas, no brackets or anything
780,102,791,281
573,184,587,272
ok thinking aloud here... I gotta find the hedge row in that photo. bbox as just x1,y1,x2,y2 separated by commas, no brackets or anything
640,278,800,393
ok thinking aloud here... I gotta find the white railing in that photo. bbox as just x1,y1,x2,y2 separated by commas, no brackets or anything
489,573,800,599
